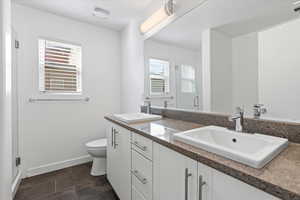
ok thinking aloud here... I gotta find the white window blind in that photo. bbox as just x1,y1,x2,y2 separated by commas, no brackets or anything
149,58,170,95
38,39,82,93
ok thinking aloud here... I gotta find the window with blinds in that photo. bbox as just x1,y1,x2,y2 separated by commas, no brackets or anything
38,39,82,93
149,58,170,95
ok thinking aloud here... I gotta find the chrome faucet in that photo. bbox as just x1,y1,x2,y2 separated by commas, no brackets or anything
164,100,168,108
144,99,152,114
253,104,267,119
229,107,244,132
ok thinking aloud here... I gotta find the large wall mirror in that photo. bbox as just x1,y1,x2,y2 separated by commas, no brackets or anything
144,0,300,122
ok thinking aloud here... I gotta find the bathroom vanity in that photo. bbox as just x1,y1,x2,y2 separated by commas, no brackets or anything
104,0,300,199
105,115,300,200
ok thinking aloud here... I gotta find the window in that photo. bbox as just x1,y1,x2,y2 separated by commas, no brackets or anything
149,58,170,95
181,65,196,93
38,39,82,93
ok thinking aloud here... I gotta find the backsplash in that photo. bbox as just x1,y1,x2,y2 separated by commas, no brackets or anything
141,106,300,143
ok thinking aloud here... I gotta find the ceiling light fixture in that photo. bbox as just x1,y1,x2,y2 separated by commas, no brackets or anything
140,0,174,34
93,7,110,19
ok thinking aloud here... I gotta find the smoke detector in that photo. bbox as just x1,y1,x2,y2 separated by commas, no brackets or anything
93,7,110,19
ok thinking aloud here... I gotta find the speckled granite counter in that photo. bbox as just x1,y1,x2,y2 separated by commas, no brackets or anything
105,116,300,200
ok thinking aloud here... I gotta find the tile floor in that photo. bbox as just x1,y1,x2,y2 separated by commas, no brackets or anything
14,163,119,200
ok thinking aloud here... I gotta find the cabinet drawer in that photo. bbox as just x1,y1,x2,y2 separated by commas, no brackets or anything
132,133,153,160
132,186,147,200
132,150,153,200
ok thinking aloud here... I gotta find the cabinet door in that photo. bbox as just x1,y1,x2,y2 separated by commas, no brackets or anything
106,122,131,200
132,186,147,200
132,149,153,200
198,163,212,200
114,125,132,200
106,122,116,189
153,143,198,200
212,169,280,200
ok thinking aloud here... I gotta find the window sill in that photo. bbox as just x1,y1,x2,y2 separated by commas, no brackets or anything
146,95,174,100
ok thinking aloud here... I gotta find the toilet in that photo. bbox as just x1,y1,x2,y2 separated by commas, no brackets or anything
85,138,107,176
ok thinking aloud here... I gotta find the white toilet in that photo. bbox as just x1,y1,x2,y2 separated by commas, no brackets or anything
85,138,107,176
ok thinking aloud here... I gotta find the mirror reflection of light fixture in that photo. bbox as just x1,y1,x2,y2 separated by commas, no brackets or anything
140,0,174,34
293,0,300,5
93,7,110,19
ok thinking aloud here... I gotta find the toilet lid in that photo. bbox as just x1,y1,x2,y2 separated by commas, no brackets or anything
86,138,107,148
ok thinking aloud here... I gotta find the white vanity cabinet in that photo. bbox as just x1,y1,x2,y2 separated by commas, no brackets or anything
198,163,212,200
211,169,280,200
106,121,280,200
132,186,147,200
153,143,198,200
152,142,280,200
106,122,131,200
131,132,153,200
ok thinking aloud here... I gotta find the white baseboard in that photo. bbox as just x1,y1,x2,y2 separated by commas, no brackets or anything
25,155,92,178
12,170,22,198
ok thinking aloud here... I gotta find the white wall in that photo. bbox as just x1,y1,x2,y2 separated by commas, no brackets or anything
120,20,144,113
144,39,202,108
210,30,232,114
0,0,13,199
232,32,258,116
201,29,212,112
202,29,259,115
258,18,300,121
202,19,300,120
12,4,121,176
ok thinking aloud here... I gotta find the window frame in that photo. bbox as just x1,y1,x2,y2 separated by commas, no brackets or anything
148,58,170,96
180,64,196,94
38,38,82,95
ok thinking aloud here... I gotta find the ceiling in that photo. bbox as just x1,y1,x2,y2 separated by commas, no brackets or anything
152,0,299,50
13,0,300,40
12,0,164,30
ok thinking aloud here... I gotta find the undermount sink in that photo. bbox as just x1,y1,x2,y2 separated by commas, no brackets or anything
173,126,288,168
114,113,162,124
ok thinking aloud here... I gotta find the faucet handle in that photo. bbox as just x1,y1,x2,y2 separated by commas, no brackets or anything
253,104,267,119
229,113,241,120
236,106,244,114
261,107,267,114
164,100,168,108
228,115,236,121
253,104,267,113
254,104,264,108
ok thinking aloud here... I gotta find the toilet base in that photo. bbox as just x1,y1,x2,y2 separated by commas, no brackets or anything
91,157,106,176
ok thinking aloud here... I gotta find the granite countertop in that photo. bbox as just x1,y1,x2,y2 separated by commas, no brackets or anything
105,116,300,200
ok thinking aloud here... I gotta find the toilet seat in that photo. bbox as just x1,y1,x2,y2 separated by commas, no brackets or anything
86,138,107,149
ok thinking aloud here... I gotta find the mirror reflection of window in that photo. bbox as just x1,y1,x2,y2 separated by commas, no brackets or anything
181,65,195,93
149,58,170,95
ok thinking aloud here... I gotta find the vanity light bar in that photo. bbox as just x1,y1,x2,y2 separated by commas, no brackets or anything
293,0,300,5
140,0,174,34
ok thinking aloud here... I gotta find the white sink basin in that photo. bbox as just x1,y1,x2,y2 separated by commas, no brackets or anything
173,126,288,168
114,113,162,124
